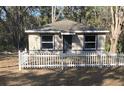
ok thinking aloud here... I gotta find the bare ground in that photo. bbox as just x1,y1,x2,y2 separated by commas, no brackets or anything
0,54,124,86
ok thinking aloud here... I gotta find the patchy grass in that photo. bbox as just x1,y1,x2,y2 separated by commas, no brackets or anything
0,54,124,86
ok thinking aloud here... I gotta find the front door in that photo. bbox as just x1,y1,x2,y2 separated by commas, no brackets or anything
63,35,72,53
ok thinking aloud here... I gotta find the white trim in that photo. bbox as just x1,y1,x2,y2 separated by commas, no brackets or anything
75,30,109,33
25,30,109,34
61,32,76,35
42,42,53,43
84,35,97,50
85,41,96,43
84,48,96,50
97,48,105,50
25,30,60,33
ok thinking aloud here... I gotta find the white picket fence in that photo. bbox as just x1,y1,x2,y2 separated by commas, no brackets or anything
18,50,124,70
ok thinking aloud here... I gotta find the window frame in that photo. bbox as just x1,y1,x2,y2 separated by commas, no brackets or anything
41,35,54,50
84,35,97,50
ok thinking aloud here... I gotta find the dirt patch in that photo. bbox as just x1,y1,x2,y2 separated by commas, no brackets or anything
0,54,124,86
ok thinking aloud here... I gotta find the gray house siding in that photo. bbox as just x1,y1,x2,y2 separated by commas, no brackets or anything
54,34,84,53
28,34,41,51
54,34,63,51
28,33,106,52
72,35,84,51
97,35,106,51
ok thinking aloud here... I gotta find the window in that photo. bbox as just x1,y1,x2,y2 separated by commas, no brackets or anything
84,35,96,50
41,35,54,50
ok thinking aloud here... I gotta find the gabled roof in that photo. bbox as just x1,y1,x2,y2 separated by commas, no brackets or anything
25,19,109,34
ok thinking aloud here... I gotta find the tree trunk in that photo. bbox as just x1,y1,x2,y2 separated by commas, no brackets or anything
110,38,118,53
110,6,124,53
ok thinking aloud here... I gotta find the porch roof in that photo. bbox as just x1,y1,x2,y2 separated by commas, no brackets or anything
25,19,109,34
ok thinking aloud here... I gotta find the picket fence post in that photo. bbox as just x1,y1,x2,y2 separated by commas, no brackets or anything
18,50,21,71
61,52,64,70
98,51,103,68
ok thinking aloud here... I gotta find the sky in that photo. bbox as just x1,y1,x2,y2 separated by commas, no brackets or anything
31,8,41,17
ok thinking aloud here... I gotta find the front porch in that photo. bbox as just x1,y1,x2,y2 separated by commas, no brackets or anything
18,50,124,70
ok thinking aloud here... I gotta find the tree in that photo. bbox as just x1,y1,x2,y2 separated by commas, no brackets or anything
0,6,52,51
0,6,29,50
110,6,124,53
52,6,64,23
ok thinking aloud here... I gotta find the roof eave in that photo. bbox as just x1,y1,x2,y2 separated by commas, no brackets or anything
75,30,110,34
25,30,110,34
25,30,60,34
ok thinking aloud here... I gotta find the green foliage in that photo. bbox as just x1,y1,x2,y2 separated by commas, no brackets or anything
117,32,124,53
63,6,111,30
0,27,15,51
0,6,51,51
0,6,123,53
104,35,110,52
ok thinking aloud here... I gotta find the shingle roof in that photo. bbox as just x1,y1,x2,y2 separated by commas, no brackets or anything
25,19,109,34
44,19,86,32
33,19,86,32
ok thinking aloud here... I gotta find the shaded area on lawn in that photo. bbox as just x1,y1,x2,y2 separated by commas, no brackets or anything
18,67,124,86
0,67,124,86
0,54,17,61
0,54,124,86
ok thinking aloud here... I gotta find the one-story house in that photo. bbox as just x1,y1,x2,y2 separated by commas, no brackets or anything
25,19,109,54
